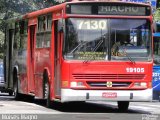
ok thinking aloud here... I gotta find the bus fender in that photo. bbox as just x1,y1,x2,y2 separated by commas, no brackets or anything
12,65,21,93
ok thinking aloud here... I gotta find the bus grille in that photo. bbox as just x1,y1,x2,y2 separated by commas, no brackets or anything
87,81,131,87
72,74,145,80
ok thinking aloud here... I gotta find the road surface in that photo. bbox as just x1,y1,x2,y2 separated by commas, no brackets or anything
0,93,159,120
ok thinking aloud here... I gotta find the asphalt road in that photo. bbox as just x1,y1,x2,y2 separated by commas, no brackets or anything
0,93,160,120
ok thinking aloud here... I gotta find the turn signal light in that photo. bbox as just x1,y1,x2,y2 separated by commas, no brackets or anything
62,81,69,88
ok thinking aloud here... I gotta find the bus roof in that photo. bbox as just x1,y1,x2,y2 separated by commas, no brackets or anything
23,3,66,19
24,1,151,18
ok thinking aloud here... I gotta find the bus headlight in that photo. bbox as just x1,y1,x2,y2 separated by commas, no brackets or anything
134,82,147,87
70,81,86,88
140,82,147,87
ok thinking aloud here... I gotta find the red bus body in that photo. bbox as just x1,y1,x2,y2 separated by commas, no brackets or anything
4,1,153,110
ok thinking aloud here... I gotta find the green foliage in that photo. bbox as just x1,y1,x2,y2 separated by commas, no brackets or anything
0,0,58,59
0,0,5,11
154,8,160,22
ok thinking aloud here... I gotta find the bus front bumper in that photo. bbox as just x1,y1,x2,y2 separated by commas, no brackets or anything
61,89,152,102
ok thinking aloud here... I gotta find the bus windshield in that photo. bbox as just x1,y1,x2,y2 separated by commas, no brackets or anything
64,18,152,61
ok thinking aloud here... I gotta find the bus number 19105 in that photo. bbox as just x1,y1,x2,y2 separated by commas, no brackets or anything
126,67,144,73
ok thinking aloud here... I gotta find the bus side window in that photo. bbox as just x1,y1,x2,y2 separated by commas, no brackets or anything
44,14,52,47
44,32,51,48
36,32,51,48
19,20,28,50
37,14,52,48
38,16,46,32
47,15,52,31
36,33,43,48
14,22,20,49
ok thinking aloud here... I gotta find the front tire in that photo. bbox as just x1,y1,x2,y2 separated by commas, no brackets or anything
118,101,129,112
8,91,13,96
44,75,52,108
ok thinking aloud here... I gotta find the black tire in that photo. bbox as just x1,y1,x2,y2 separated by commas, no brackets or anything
8,91,13,96
13,71,22,100
13,80,21,100
24,95,35,102
118,101,129,112
44,74,52,108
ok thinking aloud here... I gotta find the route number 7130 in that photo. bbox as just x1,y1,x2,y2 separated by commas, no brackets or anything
77,19,107,30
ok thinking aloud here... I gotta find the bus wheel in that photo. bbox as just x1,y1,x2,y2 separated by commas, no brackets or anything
9,91,13,96
44,76,52,108
13,80,20,100
117,101,129,112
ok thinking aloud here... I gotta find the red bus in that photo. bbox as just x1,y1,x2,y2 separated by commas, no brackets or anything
4,1,153,111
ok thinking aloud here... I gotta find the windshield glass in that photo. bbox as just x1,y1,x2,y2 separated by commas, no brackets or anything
153,36,160,65
0,63,4,77
110,19,151,61
63,18,152,61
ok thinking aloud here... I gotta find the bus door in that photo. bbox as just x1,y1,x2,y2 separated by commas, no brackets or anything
54,20,62,96
28,25,36,93
7,29,14,88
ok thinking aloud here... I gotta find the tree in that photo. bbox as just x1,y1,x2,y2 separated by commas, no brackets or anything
154,8,160,22
0,0,5,11
0,0,59,59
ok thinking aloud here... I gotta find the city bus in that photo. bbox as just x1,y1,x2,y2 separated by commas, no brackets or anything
4,0,153,111
153,32,160,100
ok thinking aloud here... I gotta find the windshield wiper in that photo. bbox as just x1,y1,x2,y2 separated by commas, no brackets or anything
83,39,104,63
113,42,135,64
121,46,135,64
69,41,85,54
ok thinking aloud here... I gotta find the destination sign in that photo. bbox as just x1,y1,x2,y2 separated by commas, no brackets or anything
66,3,151,16
98,6,146,15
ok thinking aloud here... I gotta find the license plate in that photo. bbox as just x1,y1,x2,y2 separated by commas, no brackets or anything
102,92,117,98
